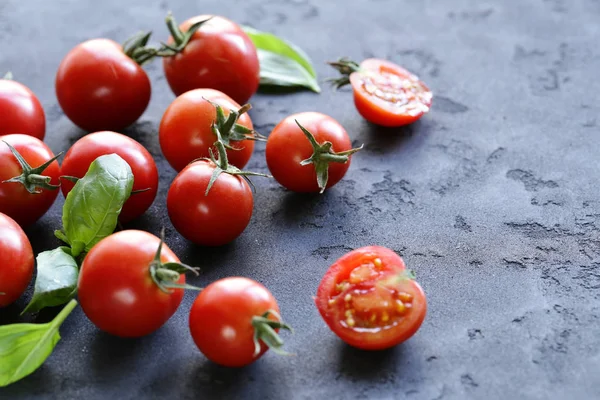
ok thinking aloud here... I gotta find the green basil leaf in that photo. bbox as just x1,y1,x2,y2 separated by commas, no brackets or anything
0,300,77,387
56,154,133,257
21,248,78,314
242,26,320,93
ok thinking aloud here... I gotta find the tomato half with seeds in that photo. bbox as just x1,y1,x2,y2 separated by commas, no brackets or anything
159,88,255,172
60,131,158,223
162,15,260,104
0,212,34,307
56,38,151,132
329,58,432,127
0,76,45,139
189,277,291,367
0,134,61,227
78,230,189,337
315,246,427,350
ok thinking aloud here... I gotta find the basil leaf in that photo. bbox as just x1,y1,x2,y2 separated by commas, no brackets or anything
21,248,78,314
56,154,133,257
0,300,77,387
242,26,320,93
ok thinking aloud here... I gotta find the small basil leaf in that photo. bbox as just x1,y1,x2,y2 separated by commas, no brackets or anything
0,300,77,387
21,248,78,314
242,26,320,93
61,154,134,257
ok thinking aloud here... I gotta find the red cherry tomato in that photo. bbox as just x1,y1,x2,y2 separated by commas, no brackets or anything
0,134,60,227
78,230,185,337
0,212,34,307
266,112,355,193
167,160,253,246
333,58,432,127
189,277,286,367
60,131,158,223
160,89,254,172
56,39,151,132
0,78,45,139
315,246,427,350
163,15,260,104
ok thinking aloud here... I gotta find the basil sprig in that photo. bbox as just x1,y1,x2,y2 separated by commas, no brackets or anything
242,26,320,93
0,300,77,387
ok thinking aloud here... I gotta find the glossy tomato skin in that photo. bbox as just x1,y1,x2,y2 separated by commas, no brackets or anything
316,246,427,350
0,212,34,307
350,58,432,127
0,79,45,140
163,15,260,104
78,230,184,337
159,89,254,172
0,134,60,227
266,112,353,193
60,131,158,223
56,39,151,132
189,277,280,367
167,160,253,246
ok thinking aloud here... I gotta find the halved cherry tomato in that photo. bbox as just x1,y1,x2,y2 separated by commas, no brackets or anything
315,246,427,350
0,134,61,227
60,131,158,223
0,212,34,307
266,112,360,193
78,230,189,337
0,76,45,140
162,15,260,104
167,160,253,246
56,39,151,132
330,58,432,127
189,277,290,367
160,89,255,172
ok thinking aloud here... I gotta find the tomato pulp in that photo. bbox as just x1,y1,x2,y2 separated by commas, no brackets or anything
316,246,427,350
0,78,45,140
0,212,34,306
56,39,151,132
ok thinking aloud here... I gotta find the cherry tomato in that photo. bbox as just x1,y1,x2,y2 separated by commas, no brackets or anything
315,246,427,350
160,89,254,172
56,39,151,132
266,112,356,193
0,134,60,227
163,15,260,104
78,230,186,337
60,131,158,223
167,160,253,246
0,212,34,307
0,77,45,139
189,277,289,367
331,58,432,127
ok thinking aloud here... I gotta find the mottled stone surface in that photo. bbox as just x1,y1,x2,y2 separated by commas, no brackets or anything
1,0,599,399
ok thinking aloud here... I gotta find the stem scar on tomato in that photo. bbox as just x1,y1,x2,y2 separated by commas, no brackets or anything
295,120,362,193
2,141,62,194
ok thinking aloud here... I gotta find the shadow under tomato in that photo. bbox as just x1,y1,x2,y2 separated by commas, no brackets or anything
88,330,152,377
336,341,403,381
356,118,430,155
257,85,318,96
277,190,329,223
180,240,241,275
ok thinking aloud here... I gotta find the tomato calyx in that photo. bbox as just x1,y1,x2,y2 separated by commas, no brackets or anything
205,99,266,148
2,141,61,194
294,120,362,193
149,231,201,293
327,58,361,89
251,309,293,356
3,71,13,80
202,126,271,195
122,31,161,66
159,13,213,56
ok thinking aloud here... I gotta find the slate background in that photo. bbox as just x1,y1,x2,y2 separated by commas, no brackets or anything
1,0,599,399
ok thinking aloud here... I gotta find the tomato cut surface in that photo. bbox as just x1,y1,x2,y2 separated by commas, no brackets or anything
316,246,426,350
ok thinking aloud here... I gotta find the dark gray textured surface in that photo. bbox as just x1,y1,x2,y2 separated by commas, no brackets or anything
1,0,599,399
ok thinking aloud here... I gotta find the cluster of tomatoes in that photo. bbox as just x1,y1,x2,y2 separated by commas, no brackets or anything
0,11,434,370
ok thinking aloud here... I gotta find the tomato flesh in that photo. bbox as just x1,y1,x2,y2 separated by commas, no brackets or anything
0,212,34,306
350,58,432,127
316,246,426,350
